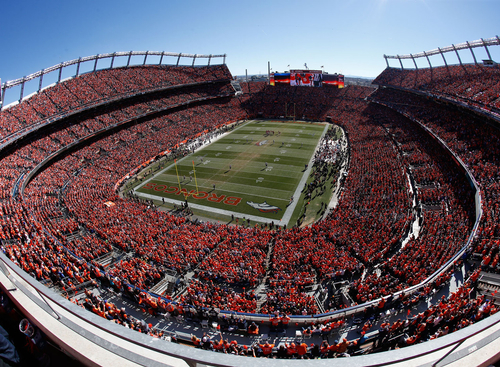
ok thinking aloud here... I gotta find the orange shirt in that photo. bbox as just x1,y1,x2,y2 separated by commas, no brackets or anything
297,343,308,356
260,343,274,355
287,344,297,356
271,316,280,326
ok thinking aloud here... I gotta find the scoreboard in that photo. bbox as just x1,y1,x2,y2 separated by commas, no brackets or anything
322,73,344,87
271,70,344,88
290,70,322,87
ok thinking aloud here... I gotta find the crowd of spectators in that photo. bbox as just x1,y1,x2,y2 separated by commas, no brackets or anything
0,64,232,142
371,86,499,278
0,75,476,312
193,226,271,287
373,64,500,112
59,265,497,360
0,62,499,360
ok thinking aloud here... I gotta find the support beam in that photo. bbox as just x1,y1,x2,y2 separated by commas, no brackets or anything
76,58,81,77
127,52,132,67
452,44,463,66
438,47,448,67
467,41,478,65
410,54,418,69
19,78,25,102
93,55,99,72
482,38,493,61
0,81,5,110
110,53,116,69
424,51,432,70
38,72,44,92
58,63,63,83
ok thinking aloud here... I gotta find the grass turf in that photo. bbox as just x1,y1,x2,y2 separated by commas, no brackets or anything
134,120,327,222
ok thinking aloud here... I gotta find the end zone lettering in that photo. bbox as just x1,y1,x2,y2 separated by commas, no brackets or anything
141,182,241,206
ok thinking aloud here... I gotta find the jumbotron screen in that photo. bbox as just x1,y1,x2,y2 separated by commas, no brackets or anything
271,70,344,88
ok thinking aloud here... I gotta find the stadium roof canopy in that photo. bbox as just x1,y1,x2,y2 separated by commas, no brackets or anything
384,36,500,69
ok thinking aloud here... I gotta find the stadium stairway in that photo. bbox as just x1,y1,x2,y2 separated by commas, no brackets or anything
64,231,82,242
478,272,500,305
254,283,268,311
94,248,127,268
149,274,178,296
314,285,327,314
252,239,276,310
230,80,242,94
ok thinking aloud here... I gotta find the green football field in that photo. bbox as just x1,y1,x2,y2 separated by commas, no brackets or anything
134,120,328,225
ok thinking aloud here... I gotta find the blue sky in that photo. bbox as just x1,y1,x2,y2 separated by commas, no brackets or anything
1,0,499,88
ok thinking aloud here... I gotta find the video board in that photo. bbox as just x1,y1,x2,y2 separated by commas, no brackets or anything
270,70,344,88
323,73,344,88
272,73,290,85
290,70,323,87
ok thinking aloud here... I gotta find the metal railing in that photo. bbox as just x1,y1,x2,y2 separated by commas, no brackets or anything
384,36,500,69
1,51,226,108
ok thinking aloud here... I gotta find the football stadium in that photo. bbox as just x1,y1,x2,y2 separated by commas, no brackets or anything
1,36,500,367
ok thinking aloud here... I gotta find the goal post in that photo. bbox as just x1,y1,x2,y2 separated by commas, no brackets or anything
284,102,296,121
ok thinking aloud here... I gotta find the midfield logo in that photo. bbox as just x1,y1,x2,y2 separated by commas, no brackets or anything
246,201,282,213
